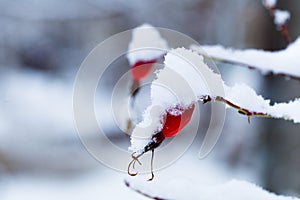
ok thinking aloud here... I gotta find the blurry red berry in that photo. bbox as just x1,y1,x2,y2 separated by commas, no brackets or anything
131,59,156,81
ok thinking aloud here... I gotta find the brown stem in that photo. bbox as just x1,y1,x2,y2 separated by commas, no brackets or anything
147,149,155,181
200,95,272,122
125,119,132,135
279,24,291,44
263,2,291,45
131,80,140,97
125,80,140,135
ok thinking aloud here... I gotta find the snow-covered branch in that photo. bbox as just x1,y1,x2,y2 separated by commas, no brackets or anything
201,84,300,124
126,25,300,198
191,37,300,80
129,47,300,155
125,180,167,200
125,178,299,200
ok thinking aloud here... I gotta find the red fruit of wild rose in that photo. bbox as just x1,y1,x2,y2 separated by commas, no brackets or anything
161,104,195,138
128,104,195,180
131,59,156,81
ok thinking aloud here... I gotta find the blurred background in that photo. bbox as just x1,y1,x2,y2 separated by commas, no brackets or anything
0,0,300,199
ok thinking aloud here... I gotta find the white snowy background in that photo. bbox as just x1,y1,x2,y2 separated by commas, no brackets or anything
0,0,300,199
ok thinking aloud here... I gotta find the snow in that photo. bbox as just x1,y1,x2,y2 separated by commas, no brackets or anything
201,180,298,200
0,72,74,141
225,84,270,113
0,170,141,200
127,24,168,66
270,99,300,123
162,48,224,99
152,48,224,108
224,83,300,123
1,152,298,200
125,152,299,200
274,10,291,26
0,71,100,171
191,37,300,79
262,0,277,8
127,179,299,200
124,152,241,199
1,152,277,200
128,105,165,153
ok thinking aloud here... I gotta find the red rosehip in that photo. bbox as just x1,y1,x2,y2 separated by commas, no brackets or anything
131,59,156,81
161,104,195,138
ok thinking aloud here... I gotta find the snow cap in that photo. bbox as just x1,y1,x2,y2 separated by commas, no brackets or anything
127,23,168,66
262,0,277,8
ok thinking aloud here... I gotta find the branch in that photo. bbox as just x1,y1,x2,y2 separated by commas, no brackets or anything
125,179,300,200
202,55,300,81
200,95,271,124
191,37,300,81
199,83,300,124
124,180,169,200
129,48,300,163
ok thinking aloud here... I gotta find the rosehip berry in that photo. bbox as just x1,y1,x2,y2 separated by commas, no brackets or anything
128,104,195,181
161,104,195,138
131,59,156,81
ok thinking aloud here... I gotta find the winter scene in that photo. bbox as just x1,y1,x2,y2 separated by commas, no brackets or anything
1,0,300,199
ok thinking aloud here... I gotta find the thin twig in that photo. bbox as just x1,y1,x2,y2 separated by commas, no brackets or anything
124,180,169,200
262,0,291,45
200,95,272,123
278,24,291,44
125,80,141,135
